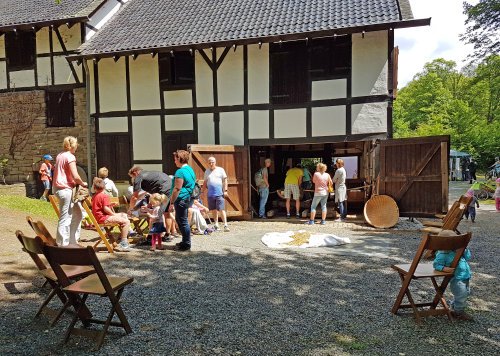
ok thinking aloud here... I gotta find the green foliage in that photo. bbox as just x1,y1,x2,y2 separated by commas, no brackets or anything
460,0,500,61
0,195,58,220
394,56,500,170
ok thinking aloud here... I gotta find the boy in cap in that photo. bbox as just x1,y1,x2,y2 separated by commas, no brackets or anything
39,154,53,201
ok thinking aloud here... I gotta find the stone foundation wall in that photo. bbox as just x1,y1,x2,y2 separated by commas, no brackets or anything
0,88,96,186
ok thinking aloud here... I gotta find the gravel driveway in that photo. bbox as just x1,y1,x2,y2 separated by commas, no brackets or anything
0,181,498,355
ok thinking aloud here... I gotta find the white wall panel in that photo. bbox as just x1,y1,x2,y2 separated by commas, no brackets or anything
129,55,160,110
9,70,35,88
98,117,128,133
312,106,346,136
249,110,269,139
195,50,213,107
219,112,244,145
352,102,388,134
54,25,81,52
98,57,127,112
274,109,306,138
164,90,192,109
132,116,162,160
248,43,269,104
54,56,75,84
137,164,163,172
0,35,4,57
36,28,50,54
352,30,388,96
0,62,6,89
165,114,193,131
218,47,243,106
36,57,50,86
311,79,347,100
197,113,215,144
87,59,96,114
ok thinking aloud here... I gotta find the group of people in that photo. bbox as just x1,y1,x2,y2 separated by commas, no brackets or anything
459,157,477,183
257,158,348,224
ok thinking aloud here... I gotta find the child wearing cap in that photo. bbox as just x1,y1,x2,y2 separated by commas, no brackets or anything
39,154,53,201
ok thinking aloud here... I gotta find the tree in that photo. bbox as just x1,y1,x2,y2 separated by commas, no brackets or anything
460,0,500,61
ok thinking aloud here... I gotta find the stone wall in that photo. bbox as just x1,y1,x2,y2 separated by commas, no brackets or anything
0,88,96,186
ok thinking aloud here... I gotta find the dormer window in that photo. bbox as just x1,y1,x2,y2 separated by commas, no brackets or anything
5,30,36,71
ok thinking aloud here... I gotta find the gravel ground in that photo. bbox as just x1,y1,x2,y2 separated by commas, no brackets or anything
0,180,498,355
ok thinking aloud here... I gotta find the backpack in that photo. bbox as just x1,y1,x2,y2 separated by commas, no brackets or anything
254,168,265,188
187,168,202,200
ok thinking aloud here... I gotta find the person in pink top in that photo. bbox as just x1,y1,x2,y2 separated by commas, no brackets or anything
305,163,332,225
52,136,88,246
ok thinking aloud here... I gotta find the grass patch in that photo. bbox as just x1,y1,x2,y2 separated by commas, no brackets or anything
331,333,368,351
0,195,58,220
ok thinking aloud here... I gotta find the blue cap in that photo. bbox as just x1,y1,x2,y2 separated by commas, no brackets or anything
43,154,53,160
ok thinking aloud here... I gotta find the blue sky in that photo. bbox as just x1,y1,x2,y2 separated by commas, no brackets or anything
395,0,478,87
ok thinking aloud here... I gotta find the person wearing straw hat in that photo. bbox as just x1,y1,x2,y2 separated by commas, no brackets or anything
39,154,53,201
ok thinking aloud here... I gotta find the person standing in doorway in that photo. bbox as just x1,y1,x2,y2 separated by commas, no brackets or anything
301,165,313,200
255,158,272,218
203,156,230,232
284,164,303,218
332,158,347,221
39,154,53,201
468,159,477,184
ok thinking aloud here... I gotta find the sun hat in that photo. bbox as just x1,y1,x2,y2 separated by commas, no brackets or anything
43,154,53,160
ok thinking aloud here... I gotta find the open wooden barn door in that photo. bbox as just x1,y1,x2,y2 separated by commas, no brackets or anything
188,145,250,219
378,135,449,216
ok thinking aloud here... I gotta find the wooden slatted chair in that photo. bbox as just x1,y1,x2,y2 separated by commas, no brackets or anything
81,198,117,253
422,198,471,235
26,216,58,246
42,241,133,349
48,195,60,218
391,232,472,325
422,201,460,228
15,231,94,326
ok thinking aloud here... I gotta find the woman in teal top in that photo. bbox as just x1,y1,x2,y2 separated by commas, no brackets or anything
169,150,195,251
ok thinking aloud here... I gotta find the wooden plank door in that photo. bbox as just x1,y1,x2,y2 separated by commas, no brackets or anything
188,144,250,219
378,135,449,216
96,133,131,181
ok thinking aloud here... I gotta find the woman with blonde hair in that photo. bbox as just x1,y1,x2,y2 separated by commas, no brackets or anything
305,163,332,225
332,158,347,221
52,136,87,246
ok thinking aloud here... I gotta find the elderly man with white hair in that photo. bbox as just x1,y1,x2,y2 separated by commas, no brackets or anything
203,156,230,232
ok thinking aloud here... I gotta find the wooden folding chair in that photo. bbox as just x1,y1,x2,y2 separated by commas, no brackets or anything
48,195,60,218
26,216,58,246
422,198,471,235
391,232,472,325
422,201,460,228
42,242,133,349
15,231,94,326
82,198,118,253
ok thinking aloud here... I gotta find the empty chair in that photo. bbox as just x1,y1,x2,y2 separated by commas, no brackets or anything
391,232,472,325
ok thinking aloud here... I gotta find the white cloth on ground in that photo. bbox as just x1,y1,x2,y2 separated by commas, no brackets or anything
261,230,350,248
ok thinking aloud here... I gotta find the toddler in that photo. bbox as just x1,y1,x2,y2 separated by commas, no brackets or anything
143,193,167,251
433,230,473,320
463,189,480,222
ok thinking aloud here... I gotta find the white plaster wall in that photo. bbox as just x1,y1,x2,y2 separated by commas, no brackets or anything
87,59,95,114
218,47,243,106
249,110,269,139
195,50,213,107
0,62,6,89
311,79,347,100
36,28,50,54
98,117,128,133
351,102,388,134
0,35,5,57
248,43,269,104
197,113,215,144
129,55,160,110
352,30,388,96
132,116,162,160
312,106,346,136
274,109,306,138
9,70,35,88
54,56,75,84
54,25,81,51
37,57,51,85
137,164,163,172
165,114,193,131
98,57,127,112
219,111,244,145
164,90,192,109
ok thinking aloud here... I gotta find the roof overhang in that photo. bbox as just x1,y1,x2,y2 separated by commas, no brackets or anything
0,17,89,32
67,17,431,62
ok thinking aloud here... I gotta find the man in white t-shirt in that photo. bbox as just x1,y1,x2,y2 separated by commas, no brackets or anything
203,156,229,232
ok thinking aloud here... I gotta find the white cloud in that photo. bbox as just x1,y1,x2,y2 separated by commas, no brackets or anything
395,0,478,87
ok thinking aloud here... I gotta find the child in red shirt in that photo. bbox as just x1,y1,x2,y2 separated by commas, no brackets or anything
92,178,131,250
39,154,53,201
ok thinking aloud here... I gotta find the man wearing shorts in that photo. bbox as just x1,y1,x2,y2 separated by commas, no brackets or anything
284,164,303,218
203,157,230,232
